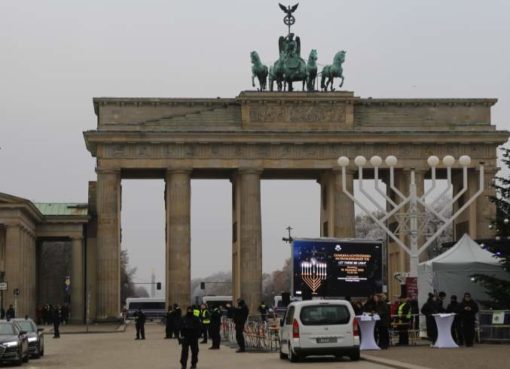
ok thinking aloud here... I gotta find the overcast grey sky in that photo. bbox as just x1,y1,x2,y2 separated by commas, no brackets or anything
1,0,509,291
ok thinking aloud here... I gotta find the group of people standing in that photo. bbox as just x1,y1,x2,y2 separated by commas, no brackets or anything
132,298,249,369
421,291,479,347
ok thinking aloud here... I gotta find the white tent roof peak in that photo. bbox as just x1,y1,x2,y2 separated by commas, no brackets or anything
421,233,500,266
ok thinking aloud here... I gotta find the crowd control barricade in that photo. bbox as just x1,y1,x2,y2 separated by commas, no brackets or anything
220,315,280,352
479,310,510,343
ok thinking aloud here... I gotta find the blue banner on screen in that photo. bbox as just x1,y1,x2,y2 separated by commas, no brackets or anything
292,238,383,298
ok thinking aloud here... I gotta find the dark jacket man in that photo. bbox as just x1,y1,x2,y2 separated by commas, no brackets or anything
171,304,182,338
421,295,440,343
233,299,249,352
209,306,222,349
179,307,202,369
133,308,146,340
5,305,15,321
52,305,62,338
374,294,390,349
446,295,462,344
459,293,479,347
165,307,173,338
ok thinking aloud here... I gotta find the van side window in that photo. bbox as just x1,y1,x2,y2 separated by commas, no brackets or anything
285,306,295,325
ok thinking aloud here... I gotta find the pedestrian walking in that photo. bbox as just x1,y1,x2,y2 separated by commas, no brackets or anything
133,308,146,340
199,304,210,344
5,304,15,321
53,305,62,338
209,305,222,349
459,292,479,347
233,299,249,353
179,306,202,369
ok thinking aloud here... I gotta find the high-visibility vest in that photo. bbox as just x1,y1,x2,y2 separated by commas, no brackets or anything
193,309,200,318
398,303,411,320
201,309,210,324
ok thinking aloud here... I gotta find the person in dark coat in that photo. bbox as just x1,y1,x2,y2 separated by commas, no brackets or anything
209,305,222,349
446,295,462,345
5,305,15,321
52,305,62,338
172,304,182,338
421,294,439,343
133,308,146,340
179,306,202,369
459,292,479,347
165,306,173,339
374,294,390,349
363,295,376,313
233,299,249,352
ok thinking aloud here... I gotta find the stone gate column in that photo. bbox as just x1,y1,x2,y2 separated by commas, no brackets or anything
165,169,191,309
319,169,355,238
71,237,84,322
96,168,121,320
235,168,262,315
4,224,21,315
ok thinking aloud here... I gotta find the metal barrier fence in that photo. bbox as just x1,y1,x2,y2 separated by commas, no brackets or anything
221,317,280,352
479,310,510,342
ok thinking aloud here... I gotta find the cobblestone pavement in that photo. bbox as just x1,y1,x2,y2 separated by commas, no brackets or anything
24,323,393,369
364,343,508,369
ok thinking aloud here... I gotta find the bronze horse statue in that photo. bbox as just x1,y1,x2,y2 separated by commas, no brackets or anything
305,49,318,91
250,51,268,91
269,33,307,92
321,50,346,91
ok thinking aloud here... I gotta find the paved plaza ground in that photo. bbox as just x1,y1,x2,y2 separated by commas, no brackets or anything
15,323,508,369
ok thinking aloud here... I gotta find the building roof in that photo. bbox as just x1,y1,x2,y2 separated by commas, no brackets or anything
34,203,88,216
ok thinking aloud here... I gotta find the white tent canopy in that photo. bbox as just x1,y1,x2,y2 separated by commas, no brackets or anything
418,233,505,307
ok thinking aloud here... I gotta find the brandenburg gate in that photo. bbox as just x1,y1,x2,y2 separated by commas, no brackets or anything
84,91,507,319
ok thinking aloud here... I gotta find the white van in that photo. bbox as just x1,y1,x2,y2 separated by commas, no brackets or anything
279,300,360,362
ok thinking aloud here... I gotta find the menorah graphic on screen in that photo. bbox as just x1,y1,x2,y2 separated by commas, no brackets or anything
300,258,327,294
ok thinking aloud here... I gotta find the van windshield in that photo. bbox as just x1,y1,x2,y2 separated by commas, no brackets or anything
300,305,350,325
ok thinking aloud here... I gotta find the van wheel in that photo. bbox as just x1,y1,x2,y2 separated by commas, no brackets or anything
350,349,360,361
288,343,300,362
279,349,287,360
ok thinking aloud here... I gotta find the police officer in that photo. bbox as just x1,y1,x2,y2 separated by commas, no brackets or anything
233,299,249,353
258,302,268,322
199,304,210,344
133,308,146,340
397,296,411,346
209,305,222,349
179,306,202,369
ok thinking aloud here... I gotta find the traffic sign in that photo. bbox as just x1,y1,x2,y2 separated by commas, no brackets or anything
0,282,7,291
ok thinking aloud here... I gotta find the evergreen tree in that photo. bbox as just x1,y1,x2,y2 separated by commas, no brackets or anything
474,147,510,308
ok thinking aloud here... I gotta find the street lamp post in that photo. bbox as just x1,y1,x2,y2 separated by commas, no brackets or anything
337,154,485,279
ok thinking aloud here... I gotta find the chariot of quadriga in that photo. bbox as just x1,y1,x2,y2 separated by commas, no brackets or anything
251,3,346,92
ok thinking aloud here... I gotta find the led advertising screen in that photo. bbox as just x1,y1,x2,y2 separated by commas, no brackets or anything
292,238,383,298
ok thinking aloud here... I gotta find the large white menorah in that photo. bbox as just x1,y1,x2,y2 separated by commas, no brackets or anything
301,258,327,294
337,155,485,278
